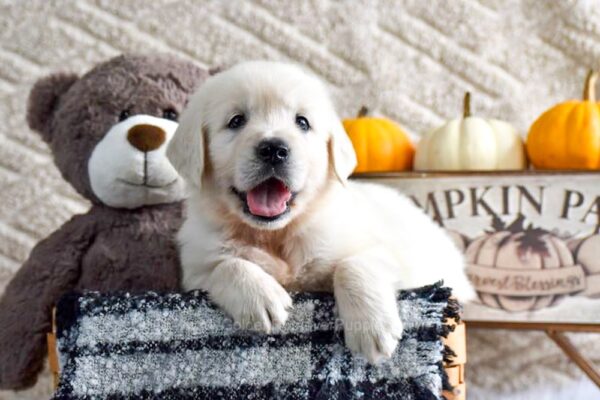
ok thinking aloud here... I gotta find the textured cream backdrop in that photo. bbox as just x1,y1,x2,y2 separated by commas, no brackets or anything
1,0,600,399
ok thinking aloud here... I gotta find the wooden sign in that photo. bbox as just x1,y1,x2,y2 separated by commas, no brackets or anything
358,172,600,324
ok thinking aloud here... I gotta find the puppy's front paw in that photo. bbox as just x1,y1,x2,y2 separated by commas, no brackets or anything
232,277,292,333
209,260,293,333
342,307,403,363
335,283,403,363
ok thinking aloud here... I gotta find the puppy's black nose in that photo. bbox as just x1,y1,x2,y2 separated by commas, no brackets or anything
256,139,289,165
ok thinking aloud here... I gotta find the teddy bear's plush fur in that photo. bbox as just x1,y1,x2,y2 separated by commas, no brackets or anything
0,54,209,389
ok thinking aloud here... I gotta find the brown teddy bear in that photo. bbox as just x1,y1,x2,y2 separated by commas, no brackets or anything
0,54,209,389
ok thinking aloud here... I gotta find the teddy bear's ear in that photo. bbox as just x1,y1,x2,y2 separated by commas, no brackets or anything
27,73,78,142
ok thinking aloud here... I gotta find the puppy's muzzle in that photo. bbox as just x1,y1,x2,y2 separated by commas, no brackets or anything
256,138,289,166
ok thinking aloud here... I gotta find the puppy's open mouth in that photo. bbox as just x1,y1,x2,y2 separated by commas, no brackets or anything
232,178,293,221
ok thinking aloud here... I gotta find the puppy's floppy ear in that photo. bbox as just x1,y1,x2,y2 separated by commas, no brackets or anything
167,95,206,189
329,119,357,184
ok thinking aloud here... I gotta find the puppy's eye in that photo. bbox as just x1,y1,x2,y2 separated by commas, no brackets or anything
163,109,178,121
227,114,246,130
119,110,131,122
295,115,310,132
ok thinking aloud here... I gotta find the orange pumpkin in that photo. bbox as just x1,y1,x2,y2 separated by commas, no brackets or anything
342,107,414,173
527,70,600,169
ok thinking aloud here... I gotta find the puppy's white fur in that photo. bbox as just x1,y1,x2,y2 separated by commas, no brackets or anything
168,61,475,363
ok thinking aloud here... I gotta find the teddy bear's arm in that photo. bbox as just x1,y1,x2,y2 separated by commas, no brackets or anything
0,214,94,390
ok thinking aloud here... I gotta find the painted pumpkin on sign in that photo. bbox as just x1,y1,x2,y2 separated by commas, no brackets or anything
569,224,600,298
527,70,600,169
445,229,470,253
415,92,527,171
465,215,577,312
342,107,414,173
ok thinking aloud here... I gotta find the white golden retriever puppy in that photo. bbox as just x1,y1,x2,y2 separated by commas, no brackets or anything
167,61,475,363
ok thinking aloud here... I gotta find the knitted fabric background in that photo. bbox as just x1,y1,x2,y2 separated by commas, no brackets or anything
1,0,599,399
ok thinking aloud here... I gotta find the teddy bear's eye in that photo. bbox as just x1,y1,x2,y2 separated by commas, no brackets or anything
163,109,178,121
119,110,131,122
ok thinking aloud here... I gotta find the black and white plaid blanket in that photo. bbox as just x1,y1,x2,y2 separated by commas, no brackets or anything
52,283,458,400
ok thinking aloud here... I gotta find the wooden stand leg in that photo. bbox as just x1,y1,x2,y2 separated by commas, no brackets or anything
48,308,60,390
546,329,600,388
47,332,59,389
468,321,600,390
443,321,466,400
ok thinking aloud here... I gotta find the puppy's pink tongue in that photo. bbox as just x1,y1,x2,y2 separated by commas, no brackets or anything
247,179,292,217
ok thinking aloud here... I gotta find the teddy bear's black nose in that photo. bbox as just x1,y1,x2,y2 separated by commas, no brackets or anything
127,124,166,152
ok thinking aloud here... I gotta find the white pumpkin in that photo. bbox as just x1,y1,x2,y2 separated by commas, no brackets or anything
415,93,526,171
